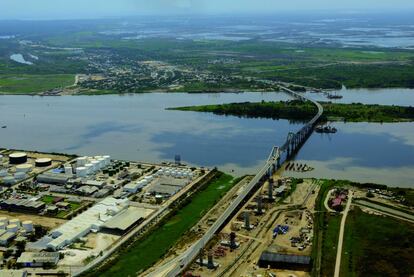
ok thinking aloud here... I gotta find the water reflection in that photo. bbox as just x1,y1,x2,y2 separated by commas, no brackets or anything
287,122,414,187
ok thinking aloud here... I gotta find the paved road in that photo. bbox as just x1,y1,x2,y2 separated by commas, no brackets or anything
355,200,414,221
334,191,353,277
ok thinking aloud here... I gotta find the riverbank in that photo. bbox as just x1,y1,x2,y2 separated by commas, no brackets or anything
170,100,414,123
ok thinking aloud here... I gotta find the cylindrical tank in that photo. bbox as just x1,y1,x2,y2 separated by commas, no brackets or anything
0,222,6,230
6,224,18,233
16,164,33,173
3,176,15,184
14,172,26,180
35,158,52,167
22,220,33,232
91,161,99,171
97,158,105,168
64,166,73,175
85,163,93,173
0,217,8,225
9,218,20,227
76,167,87,177
103,155,111,166
3,176,16,185
0,169,7,177
77,157,87,166
9,152,27,165
155,194,163,204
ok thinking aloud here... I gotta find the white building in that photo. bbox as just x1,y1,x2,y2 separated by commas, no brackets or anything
44,197,128,250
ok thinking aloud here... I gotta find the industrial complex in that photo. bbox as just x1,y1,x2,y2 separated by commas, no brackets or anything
0,148,208,275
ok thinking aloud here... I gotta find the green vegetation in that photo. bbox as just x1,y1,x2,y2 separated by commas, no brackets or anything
41,195,81,218
0,74,74,94
170,100,414,123
2,29,414,94
312,179,346,277
40,195,55,204
390,187,414,207
355,198,414,216
90,172,235,277
278,178,302,203
341,207,414,276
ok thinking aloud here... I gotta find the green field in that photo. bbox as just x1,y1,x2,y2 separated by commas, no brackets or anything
40,195,55,204
312,179,344,277
171,100,414,123
89,172,235,277
341,207,414,276
0,74,74,94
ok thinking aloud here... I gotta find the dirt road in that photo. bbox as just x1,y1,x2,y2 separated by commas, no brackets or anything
333,191,353,277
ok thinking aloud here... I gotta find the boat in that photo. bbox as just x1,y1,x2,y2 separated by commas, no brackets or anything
326,93,343,99
315,125,337,134
1,126,6,129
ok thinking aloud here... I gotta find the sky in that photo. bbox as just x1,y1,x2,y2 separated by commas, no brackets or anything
1,0,414,20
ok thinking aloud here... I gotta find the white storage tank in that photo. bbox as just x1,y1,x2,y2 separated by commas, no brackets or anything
22,220,33,232
0,217,8,225
76,167,87,177
85,163,93,173
16,163,33,173
3,176,15,184
97,158,105,167
6,224,18,233
77,157,87,166
0,222,6,230
14,172,26,180
9,218,20,227
104,155,111,165
64,166,73,175
0,169,7,177
90,160,99,169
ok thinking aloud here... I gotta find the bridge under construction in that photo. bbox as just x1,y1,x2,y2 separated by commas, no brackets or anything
148,85,324,277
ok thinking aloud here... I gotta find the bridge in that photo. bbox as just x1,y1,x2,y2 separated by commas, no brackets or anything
148,86,324,277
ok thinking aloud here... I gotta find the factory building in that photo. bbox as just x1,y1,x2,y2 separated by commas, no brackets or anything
0,199,45,214
258,252,311,271
36,197,129,251
101,207,153,235
36,173,71,185
16,252,60,267
0,231,16,246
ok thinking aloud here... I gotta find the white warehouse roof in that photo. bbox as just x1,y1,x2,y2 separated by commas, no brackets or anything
44,197,129,250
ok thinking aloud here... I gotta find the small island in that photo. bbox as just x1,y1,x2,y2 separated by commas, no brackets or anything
169,100,414,123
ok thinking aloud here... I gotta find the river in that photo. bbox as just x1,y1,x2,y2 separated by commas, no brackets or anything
0,89,413,187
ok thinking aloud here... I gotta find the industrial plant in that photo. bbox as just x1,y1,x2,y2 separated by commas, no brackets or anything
0,148,207,275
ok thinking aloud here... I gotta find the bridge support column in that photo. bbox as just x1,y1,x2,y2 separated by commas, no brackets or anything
230,232,238,249
199,249,204,265
244,212,251,230
207,251,215,269
256,195,263,215
268,179,274,202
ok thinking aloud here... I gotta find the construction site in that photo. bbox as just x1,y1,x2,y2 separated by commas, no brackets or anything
187,175,320,277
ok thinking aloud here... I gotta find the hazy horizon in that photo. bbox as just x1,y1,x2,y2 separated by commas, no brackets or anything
2,0,414,20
